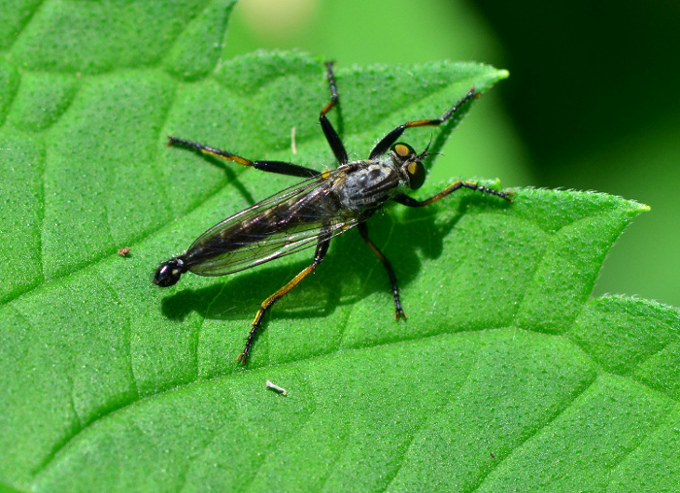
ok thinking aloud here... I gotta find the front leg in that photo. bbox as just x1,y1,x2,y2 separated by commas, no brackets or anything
369,90,480,159
394,180,513,207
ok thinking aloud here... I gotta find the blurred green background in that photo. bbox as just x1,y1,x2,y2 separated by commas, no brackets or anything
223,0,680,307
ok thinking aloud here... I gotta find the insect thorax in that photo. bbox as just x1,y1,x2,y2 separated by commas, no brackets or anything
334,159,406,213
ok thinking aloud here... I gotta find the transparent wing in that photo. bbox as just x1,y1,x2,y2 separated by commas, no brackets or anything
184,167,362,276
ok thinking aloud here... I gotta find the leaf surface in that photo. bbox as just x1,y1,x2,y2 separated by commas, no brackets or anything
1,2,678,492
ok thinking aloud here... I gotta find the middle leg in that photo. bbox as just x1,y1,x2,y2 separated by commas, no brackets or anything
319,61,349,165
357,222,406,320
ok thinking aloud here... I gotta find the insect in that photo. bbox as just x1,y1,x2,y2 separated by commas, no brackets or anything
154,62,513,364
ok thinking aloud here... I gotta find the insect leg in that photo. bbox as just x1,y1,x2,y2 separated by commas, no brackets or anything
237,228,332,364
394,180,513,207
357,222,406,320
167,136,320,178
319,61,349,165
369,90,479,159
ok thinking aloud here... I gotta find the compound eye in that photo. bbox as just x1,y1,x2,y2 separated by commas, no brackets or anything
406,160,425,190
392,143,415,159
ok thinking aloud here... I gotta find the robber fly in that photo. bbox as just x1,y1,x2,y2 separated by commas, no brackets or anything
154,62,512,364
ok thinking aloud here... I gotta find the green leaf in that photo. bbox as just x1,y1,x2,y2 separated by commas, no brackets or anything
2,2,679,492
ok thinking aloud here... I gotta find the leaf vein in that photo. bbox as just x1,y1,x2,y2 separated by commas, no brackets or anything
195,281,228,378
240,372,318,493
102,278,140,398
466,371,599,493
603,408,675,488
4,0,48,54
381,348,482,492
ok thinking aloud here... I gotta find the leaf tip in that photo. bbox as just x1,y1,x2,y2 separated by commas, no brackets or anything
628,200,651,214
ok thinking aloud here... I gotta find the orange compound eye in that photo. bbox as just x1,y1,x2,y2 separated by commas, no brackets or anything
406,160,425,190
394,143,411,157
